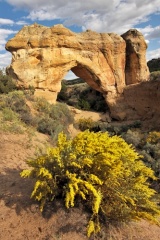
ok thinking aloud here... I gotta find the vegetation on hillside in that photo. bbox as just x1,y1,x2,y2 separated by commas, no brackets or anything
58,78,108,112
0,77,74,140
150,71,160,81
147,58,160,72
0,69,17,93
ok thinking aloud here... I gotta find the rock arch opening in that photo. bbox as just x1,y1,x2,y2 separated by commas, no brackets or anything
58,64,108,113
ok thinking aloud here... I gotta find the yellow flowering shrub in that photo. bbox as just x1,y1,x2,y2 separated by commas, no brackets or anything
77,117,96,131
146,131,160,144
21,131,160,237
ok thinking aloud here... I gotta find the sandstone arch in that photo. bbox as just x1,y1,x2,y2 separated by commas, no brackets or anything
5,23,150,120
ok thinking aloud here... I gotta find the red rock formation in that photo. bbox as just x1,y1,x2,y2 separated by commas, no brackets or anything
121,29,149,85
6,24,152,121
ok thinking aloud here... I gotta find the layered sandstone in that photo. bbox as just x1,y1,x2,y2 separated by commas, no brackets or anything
6,23,151,121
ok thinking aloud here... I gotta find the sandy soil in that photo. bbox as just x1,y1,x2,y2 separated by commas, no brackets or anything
0,132,89,240
0,130,160,240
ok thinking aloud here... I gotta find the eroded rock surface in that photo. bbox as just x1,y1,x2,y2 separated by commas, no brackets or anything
6,23,152,121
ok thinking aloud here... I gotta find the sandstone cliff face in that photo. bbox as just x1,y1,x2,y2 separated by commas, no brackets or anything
123,81,160,130
6,23,151,121
121,29,149,85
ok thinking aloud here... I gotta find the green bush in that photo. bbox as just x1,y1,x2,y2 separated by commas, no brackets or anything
0,91,74,139
0,107,25,134
49,102,74,124
0,70,17,93
140,142,160,178
77,117,97,131
2,91,33,124
21,131,160,238
146,131,160,144
37,117,59,135
121,130,160,186
147,58,160,72
2,107,19,121
77,98,91,110
57,81,69,101
34,98,74,124
34,97,51,114
150,71,160,81
35,101,74,139
122,129,143,147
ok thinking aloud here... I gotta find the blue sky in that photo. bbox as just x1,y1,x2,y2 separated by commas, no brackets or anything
0,0,160,79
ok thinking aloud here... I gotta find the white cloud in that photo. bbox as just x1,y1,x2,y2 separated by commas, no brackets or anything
16,20,28,25
138,25,160,41
0,28,17,68
0,28,17,46
6,0,54,9
0,52,12,69
147,48,160,61
5,0,160,34
0,28,17,43
0,17,28,27
0,18,14,25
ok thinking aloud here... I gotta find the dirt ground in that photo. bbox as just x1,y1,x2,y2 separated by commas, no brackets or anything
1,130,160,240
0,132,90,240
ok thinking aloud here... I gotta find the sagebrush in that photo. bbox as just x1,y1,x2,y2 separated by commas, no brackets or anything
0,91,74,139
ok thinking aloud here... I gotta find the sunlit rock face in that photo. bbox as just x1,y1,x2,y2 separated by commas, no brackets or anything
6,24,150,120
121,29,149,85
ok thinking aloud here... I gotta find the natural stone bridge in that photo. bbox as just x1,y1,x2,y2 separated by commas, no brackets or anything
6,23,152,121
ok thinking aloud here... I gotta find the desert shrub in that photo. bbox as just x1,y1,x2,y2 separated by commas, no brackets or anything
49,102,74,124
0,70,17,93
0,107,25,133
2,91,34,124
34,98,73,124
77,117,97,131
77,98,91,110
2,107,20,121
57,81,69,101
35,101,74,139
122,129,143,147
37,117,63,136
78,88,107,112
37,117,55,135
92,99,108,112
146,131,160,144
0,92,74,138
4,91,26,109
34,97,51,114
129,120,142,129
150,71,160,81
21,131,160,238
77,117,106,133
27,85,35,95
0,120,24,133
140,142,160,178
104,121,142,138
23,85,35,100
147,58,160,72
128,131,160,188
